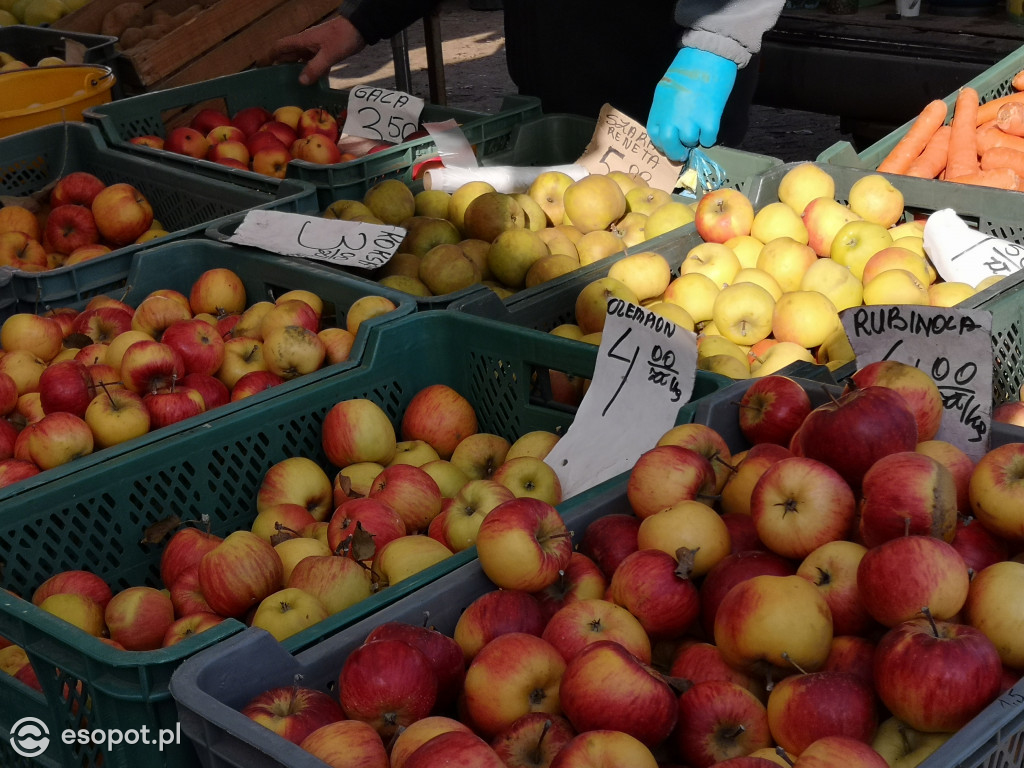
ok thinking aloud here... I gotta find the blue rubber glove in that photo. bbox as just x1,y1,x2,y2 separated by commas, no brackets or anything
647,48,738,162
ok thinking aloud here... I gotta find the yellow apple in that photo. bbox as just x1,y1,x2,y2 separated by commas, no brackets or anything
803,196,862,257
830,220,894,280
697,334,750,367
644,200,696,239
679,242,742,288
778,162,836,215
771,290,840,348
800,258,863,312
576,229,624,266
862,269,930,306
711,282,776,346
698,353,751,379
888,219,925,240
562,174,627,234
527,171,575,227
750,341,815,377
662,272,720,323
732,267,783,300
848,174,905,228
645,301,696,332
815,326,856,370
750,201,809,245
756,236,817,293
575,277,639,335
723,234,766,269
928,281,976,307
625,186,672,216
607,251,672,301
861,246,932,286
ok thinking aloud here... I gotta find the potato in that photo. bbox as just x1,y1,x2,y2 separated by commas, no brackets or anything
173,4,202,25
101,2,147,38
140,23,171,41
118,26,146,49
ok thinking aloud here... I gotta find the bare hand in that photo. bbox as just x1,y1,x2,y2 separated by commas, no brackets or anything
262,16,367,85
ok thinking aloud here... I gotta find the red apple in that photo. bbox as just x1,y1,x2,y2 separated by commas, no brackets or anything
160,526,223,588
299,719,389,768
856,535,970,627
180,372,230,410
675,679,773,767
789,386,919,494
531,551,607,621
699,549,796,638
873,615,1002,733
327,497,406,560
578,513,640,578
668,641,764,698
791,735,889,768
44,204,100,255
475,498,572,592
119,340,185,394
50,171,106,208
286,554,373,616
541,597,651,664
403,730,503,768
104,586,175,651
549,730,659,768
0,370,18,416
694,187,755,243
738,375,812,447
298,107,340,142
822,635,876,690
462,632,565,739
968,442,1024,544
32,569,112,610
796,540,875,637
72,307,133,344
627,444,718,520
143,386,206,429
750,456,856,560
0,419,16,459
13,410,94,469
161,319,225,377
251,145,292,178
401,384,479,460
848,360,944,442
38,359,94,417
0,458,40,488
364,621,465,708
951,515,1010,575
240,684,345,745
338,638,438,739
606,548,699,641
453,588,547,662
189,107,232,135
229,370,284,401
857,451,957,548
161,612,224,647
292,133,343,164
490,712,576,768
231,105,274,137
558,640,676,748
198,530,283,618
169,567,215,617
367,463,442,534
766,670,877,755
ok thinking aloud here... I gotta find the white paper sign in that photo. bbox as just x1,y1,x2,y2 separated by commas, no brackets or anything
840,305,993,460
923,208,1024,288
342,85,426,144
544,300,698,497
227,210,405,270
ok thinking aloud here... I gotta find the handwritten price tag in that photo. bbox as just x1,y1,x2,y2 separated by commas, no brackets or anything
840,305,993,460
227,210,404,270
924,208,1024,287
342,85,426,144
544,299,697,497
577,105,682,193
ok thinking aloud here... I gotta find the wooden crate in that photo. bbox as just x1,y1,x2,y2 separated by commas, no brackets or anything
53,0,340,92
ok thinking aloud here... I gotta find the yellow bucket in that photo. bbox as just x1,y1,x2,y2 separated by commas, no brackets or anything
0,64,116,138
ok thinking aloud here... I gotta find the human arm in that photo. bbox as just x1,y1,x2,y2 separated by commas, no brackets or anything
266,0,441,85
648,0,787,161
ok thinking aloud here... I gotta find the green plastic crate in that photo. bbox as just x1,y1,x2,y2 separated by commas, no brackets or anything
0,310,729,768
83,63,543,210
746,161,1024,397
0,26,118,69
0,237,417,506
817,43,1024,169
0,122,318,322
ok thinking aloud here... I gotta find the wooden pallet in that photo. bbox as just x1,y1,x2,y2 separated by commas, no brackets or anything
53,0,340,92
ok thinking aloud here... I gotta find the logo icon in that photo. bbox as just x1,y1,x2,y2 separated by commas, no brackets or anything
10,717,49,758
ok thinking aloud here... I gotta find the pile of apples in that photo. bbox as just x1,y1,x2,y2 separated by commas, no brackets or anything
0,382,564,671
212,360,1024,768
323,169,698,300
546,163,1010,381
0,267,399,488
132,104,431,178
0,171,164,272
0,51,72,70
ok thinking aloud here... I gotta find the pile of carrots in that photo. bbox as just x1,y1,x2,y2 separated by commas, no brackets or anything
877,69,1024,191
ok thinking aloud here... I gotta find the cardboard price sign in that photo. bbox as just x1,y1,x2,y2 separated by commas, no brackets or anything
544,299,697,497
577,105,682,192
342,85,426,144
227,210,405,270
924,208,1024,288
840,305,993,460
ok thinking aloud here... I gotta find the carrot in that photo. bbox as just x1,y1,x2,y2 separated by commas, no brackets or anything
980,145,1024,178
976,91,1024,125
996,101,1024,136
945,87,980,181
977,125,1024,155
1013,69,1024,91
947,167,1024,191
906,125,951,178
876,99,948,174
